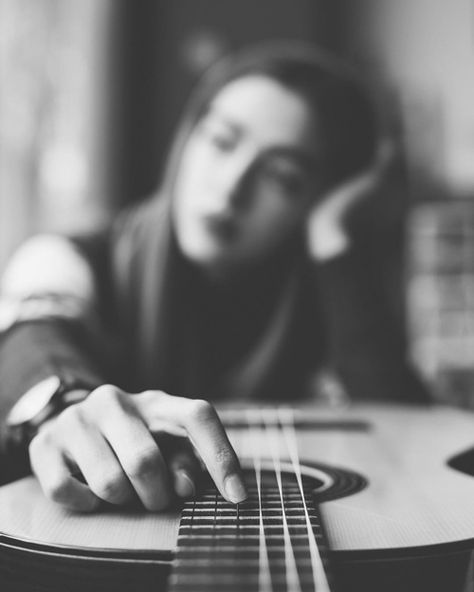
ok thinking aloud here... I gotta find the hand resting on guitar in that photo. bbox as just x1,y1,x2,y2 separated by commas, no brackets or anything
29,386,246,512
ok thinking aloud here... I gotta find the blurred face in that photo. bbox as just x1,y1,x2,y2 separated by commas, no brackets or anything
172,75,321,278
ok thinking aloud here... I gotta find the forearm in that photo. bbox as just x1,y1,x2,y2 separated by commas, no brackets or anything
0,234,110,480
0,319,105,482
0,319,104,409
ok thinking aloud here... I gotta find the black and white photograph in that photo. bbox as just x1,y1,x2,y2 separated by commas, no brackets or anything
0,1,473,591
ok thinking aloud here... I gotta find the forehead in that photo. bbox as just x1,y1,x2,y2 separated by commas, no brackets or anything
207,75,318,153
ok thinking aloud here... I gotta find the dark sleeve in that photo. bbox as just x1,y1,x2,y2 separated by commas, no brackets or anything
0,319,106,483
0,230,113,482
315,247,430,403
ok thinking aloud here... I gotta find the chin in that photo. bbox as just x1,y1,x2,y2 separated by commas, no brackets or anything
180,238,228,268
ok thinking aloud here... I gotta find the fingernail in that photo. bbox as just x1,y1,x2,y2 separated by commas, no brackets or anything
174,470,196,499
224,473,247,503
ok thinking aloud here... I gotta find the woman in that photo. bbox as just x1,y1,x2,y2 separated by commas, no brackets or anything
0,42,426,510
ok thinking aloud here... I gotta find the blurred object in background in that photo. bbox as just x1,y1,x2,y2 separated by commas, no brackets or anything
0,0,113,272
407,202,474,406
384,0,474,406
331,0,474,406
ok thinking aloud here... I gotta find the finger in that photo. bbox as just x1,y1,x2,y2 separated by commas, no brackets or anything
29,434,100,512
62,413,136,506
136,392,247,504
164,442,202,499
91,389,172,511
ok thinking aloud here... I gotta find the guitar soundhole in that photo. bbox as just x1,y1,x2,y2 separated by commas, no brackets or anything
448,446,474,477
240,460,367,502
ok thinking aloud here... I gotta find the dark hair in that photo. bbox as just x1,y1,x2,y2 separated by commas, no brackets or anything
180,42,378,190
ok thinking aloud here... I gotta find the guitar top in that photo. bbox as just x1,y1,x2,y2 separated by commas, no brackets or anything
1,403,474,561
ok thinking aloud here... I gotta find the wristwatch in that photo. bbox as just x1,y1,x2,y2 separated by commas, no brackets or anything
6,375,93,445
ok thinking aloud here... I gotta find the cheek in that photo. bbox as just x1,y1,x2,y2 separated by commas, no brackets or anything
175,144,203,198
173,145,208,222
243,197,306,251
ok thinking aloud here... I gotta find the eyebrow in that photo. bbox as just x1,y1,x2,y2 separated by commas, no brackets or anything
203,108,242,135
205,107,318,171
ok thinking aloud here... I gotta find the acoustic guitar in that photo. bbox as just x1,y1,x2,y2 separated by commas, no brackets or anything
1,403,474,592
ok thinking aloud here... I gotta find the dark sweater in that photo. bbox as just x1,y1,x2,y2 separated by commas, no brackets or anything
0,200,428,481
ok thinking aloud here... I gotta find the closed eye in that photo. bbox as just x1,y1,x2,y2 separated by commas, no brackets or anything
198,117,239,153
259,159,309,196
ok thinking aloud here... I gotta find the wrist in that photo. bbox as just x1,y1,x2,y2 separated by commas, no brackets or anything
36,388,90,429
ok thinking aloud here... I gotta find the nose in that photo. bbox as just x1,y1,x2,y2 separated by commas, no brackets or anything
211,152,255,213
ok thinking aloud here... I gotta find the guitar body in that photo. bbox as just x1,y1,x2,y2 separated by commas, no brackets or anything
1,403,474,591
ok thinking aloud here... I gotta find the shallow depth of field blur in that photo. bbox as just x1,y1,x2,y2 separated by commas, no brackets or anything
1,0,473,404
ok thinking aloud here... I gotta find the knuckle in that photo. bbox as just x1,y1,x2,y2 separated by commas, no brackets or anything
59,403,83,423
57,404,89,432
188,398,215,423
29,430,47,453
141,389,165,400
28,436,45,467
29,421,60,454
124,447,160,481
88,384,121,406
91,471,128,504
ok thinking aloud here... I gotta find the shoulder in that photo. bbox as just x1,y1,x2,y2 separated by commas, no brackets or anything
0,234,99,333
1,234,95,300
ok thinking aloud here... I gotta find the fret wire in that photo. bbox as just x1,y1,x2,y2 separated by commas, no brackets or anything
171,407,332,592
183,508,320,517
278,407,331,592
178,527,322,535
176,536,324,546
175,544,315,554
180,520,320,528
174,559,316,568
262,407,302,592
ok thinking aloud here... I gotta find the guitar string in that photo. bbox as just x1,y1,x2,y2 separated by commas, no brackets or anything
179,407,327,590
212,485,218,563
262,407,303,592
278,407,331,592
246,410,274,592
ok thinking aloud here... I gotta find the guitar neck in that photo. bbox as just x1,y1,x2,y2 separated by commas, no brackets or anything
168,469,333,592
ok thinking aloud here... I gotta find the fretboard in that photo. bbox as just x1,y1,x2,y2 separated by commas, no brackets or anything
168,469,333,592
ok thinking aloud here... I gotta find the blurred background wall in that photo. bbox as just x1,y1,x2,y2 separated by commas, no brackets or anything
1,0,473,403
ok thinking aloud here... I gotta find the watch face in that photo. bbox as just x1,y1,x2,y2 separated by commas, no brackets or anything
6,376,61,426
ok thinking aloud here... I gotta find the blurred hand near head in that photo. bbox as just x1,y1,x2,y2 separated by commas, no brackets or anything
29,386,247,512
308,140,394,261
